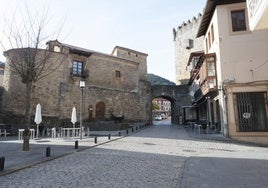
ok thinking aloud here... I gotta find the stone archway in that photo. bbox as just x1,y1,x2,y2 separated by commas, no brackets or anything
151,85,190,124
95,102,105,120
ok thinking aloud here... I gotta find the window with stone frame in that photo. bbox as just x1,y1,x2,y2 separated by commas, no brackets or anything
231,9,247,32
72,60,84,76
115,70,121,78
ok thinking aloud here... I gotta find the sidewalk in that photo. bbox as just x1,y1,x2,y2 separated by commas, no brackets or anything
185,125,268,147
186,126,233,142
0,130,122,176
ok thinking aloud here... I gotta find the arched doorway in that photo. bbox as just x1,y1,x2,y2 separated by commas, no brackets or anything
95,102,105,120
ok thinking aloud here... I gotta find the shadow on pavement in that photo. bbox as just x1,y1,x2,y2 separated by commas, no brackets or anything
181,156,268,188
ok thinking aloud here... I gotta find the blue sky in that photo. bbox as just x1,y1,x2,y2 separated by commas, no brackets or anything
0,0,206,82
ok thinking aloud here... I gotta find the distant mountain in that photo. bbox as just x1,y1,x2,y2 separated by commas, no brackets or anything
147,73,176,85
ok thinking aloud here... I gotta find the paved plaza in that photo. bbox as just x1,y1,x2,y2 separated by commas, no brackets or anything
1,120,268,187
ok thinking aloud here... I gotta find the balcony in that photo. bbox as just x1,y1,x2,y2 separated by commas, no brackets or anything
247,0,268,30
187,52,204,86
188,53,217,103
70,68,89,79
199,53,217,96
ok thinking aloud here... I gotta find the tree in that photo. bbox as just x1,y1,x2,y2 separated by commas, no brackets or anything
152,101,160,111
1,3,65,151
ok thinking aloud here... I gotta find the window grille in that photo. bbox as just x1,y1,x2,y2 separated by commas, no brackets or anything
234,92,268,132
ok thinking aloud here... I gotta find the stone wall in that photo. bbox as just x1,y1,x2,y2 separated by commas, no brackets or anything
173,14,204,85
2,41,151,124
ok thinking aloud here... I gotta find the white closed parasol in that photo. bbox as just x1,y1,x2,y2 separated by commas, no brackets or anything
34,103,42,138
71,107,77,128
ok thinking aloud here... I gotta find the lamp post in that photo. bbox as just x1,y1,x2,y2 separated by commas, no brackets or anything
79,81,85,140
206,96,211,133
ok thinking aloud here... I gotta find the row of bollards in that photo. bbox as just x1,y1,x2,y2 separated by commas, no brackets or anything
72,124,150,150
48,125,148,157
72,124,148,149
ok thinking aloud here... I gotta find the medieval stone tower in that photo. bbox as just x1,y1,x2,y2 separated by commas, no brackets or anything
173,13,204,85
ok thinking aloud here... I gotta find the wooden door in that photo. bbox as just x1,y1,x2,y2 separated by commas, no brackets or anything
95,102,105,120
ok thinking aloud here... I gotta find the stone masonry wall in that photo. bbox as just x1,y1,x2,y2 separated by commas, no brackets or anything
173,14,204,85
2,42,151,124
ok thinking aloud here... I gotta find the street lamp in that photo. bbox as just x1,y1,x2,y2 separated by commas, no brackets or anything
79,81,85,140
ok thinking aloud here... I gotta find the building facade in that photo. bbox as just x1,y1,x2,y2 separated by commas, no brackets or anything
2,40,151,125
190,0,268,144
153,98,171,117
173,14,204,85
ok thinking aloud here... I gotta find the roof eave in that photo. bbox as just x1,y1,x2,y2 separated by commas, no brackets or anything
196,0,246,38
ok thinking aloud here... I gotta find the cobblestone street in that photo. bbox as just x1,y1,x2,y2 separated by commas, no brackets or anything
1,120,268,188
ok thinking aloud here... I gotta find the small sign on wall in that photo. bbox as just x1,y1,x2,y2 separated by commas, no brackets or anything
242,112,251,119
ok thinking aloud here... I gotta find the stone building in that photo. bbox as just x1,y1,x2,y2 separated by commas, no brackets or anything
173,13,204,85
2,40,151,125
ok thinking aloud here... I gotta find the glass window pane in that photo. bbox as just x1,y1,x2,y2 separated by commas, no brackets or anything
231,10,246,32
72,61,83,76
207,63,215,76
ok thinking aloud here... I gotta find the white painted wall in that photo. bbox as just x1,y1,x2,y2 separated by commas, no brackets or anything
207,3,268,86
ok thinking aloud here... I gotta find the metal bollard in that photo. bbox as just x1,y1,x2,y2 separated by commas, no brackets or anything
131,128,134,132
75,140,78,149
46,147,50,157
119,132,121,136
94,136,97,144
108,134,111,140
126,130,128,134
136,126,138,131
0,156,5,171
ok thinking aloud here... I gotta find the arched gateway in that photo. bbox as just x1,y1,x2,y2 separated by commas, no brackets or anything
151,84,190,124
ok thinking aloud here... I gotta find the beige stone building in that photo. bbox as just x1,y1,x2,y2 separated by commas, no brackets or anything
173,13,204,85
188,0,268,145
2,40,151,125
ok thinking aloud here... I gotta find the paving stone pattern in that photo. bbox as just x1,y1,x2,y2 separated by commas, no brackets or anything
0,123,267,188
